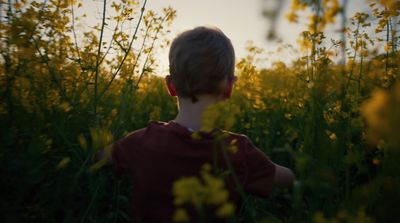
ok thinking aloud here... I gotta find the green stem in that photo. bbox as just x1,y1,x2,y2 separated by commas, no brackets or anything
94,0,107,125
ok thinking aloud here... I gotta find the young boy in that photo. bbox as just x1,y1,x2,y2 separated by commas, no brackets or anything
108,26,294,222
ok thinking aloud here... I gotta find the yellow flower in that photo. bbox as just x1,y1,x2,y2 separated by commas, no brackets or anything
173,208,189,222
78,134,87,150
284,113,293,120
173,176,204,207
201,163,212,173
297,31,312,52
149,106,161,120
372,158,380,165
56,157,71,170
253,96,266,110
329,133,337,141
384,43,392,52
378,0,397,9
191,132,202,141
201,104,220,133
313,212,330,223
216,203,235,218
286,12,299,23
361,90,390,132
14,2,23,10
291,0,307,11
111,108,118,117
200,102,239,132
203,175,227,205
227,144,238,154
323,0,340,24
325,113,335,125
90,127,113,152
172,163,235,220
326,130,337,141
227,139,238,154
46,139,53,146
89,144,113,173
59,102,72,112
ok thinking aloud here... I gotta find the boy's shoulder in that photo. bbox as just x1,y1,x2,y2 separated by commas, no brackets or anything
117,121,166,142
124,121,169,135
118,120,255,150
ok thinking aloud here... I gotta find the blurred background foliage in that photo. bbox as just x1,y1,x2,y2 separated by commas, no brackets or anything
0,0,399,222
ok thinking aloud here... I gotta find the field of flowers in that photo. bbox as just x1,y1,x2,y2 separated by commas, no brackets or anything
0,0,399,222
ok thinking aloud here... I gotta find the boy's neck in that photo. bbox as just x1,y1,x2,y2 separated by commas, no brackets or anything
173,95,221,132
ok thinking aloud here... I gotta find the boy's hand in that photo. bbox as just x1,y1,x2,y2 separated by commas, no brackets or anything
273,163,295,188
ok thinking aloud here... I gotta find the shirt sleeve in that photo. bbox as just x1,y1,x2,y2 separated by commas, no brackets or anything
242,136,276,197
112,140,129,174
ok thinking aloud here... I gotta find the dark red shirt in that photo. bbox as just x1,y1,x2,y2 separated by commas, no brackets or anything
112,121,275,223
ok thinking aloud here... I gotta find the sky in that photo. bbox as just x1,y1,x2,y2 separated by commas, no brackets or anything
82,0,371,74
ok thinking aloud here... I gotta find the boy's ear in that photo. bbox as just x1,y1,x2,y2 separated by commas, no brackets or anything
223,76,237,99
165,75,177,96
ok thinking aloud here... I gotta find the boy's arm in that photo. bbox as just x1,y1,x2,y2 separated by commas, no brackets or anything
273,163,295,188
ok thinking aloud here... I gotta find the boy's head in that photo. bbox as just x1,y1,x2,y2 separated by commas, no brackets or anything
167,26,236,103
